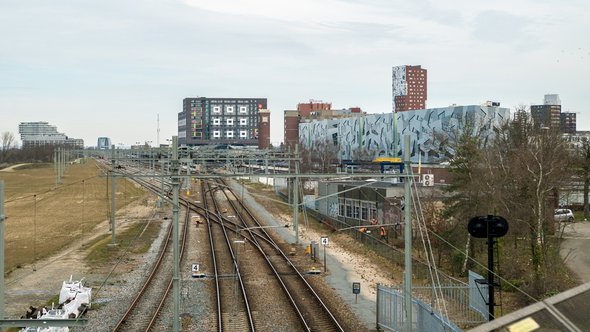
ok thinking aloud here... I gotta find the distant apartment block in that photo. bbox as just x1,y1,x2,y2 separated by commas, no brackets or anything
283,100,363,150
531,104,561,130
97,137,112,150
530,94,576,133
561,112,577,134
392,65,427,112
18,122,84,148
178,97,269,148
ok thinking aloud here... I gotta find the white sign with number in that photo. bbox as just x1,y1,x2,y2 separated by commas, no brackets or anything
320,236,329,246
191,263,199,272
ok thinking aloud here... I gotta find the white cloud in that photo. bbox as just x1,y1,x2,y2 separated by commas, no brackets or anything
0,0,588,146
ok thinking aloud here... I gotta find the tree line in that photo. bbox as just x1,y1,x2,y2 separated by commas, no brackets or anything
439,114,590,299
0,131,62,165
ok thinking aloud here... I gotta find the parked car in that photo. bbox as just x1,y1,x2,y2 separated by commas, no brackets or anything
554,209,575,222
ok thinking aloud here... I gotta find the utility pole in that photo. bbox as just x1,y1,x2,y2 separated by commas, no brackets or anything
157,114,160,147
293,144,300,244
0,180,5,325
110,145,117,246
159,158,165,209
57,147,61,185
171,136,181,332
403,135,413,332
54,149,58,187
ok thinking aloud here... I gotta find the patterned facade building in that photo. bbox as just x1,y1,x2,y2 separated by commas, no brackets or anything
283,100,362,150
178,97,268,146
299,105,510,163
392,65,427,113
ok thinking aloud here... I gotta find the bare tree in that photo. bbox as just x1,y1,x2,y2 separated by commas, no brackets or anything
0,131,16,163
443,110,572,295
573,137,590,220
1,131,15,151
310,137,339,173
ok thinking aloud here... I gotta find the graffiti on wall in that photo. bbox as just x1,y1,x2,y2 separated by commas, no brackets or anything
328,202,339,218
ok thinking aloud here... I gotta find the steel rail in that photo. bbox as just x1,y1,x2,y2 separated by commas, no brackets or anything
201,182,223,331
203,180,255,332
112,175,189,331
217,178,345,332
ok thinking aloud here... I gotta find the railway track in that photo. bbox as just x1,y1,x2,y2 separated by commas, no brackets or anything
112,177,190,331
216,178,345,332
201,180,255,331
116,166,345,331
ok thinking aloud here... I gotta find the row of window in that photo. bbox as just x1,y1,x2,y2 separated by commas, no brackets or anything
212,105,251,114
212,130,251,139
212,118,251,126
338,198,377,221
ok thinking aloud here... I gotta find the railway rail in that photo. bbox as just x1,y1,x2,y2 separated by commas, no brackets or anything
112,176,190,331
113,165,346,331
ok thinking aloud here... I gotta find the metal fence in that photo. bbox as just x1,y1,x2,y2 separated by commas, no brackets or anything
412,275,489,327
276,190,487,328
377,284,463,332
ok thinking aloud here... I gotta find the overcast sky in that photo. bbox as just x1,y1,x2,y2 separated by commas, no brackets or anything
1,0,588,147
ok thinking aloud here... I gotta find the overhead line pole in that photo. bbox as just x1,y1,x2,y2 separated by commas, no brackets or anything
403,135,413,332
0,180,5,326
171,136,181,332
293,144,300,245
110,145,117,246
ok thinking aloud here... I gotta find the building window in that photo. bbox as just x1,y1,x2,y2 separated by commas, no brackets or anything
239,118,247,126
239,106,248,113
213,118,220,126
240,130,247,138
339,198,375,221
226,130,234,138
226,118,234,126
213,105,221,113
213,130,221,138
226,106,234,113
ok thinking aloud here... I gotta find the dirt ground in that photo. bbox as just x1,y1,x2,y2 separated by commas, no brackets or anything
242,182,400,301
1,160,154,318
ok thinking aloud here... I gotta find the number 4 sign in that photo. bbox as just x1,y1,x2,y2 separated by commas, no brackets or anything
320,236,329,246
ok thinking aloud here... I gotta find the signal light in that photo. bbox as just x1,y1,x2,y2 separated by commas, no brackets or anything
468,215,509,238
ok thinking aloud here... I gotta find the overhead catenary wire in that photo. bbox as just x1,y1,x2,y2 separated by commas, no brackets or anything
422,219,539,304
410,174,452,324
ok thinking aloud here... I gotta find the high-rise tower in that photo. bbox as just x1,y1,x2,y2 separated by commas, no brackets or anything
392,65,427,112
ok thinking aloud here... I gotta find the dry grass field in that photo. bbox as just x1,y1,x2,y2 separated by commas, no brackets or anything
0,159,145,273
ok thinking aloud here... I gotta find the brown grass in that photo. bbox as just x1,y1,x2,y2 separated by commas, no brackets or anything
1,159,145,273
